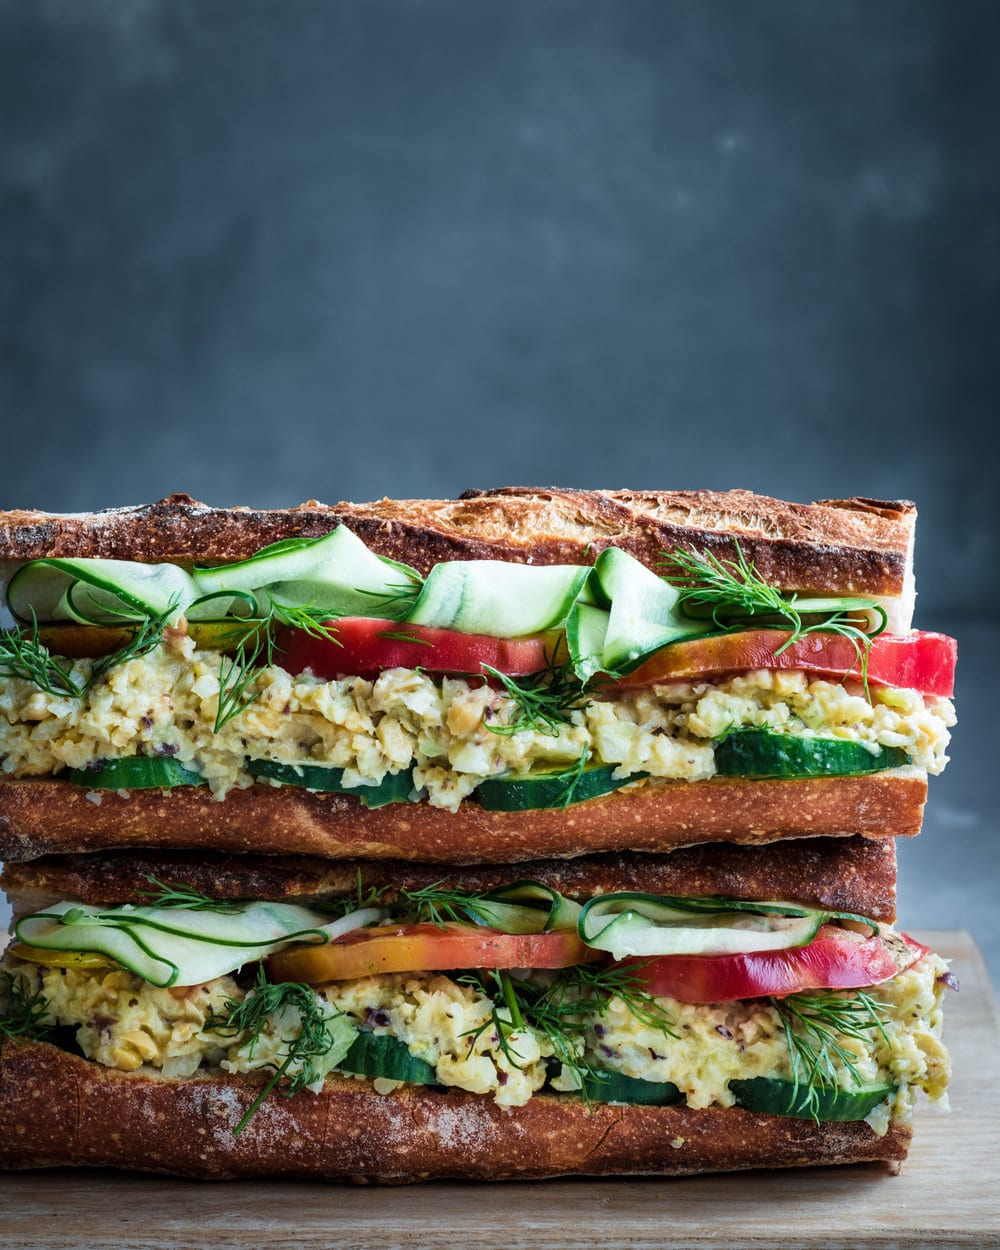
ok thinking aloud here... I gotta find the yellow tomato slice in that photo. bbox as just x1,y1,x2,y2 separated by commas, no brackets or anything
266,922,599,985
8,942,118,971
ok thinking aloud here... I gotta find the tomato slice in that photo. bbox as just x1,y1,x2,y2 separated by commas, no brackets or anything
267,922,600,984
273,618,558,679
625,931,928,1003
612,630,956,697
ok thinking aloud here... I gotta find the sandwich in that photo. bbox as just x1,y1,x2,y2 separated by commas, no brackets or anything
0,488,956,1180
0,489,955,857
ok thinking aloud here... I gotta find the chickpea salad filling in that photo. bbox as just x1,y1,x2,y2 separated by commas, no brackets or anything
0,948,950,1133
0,637,954,809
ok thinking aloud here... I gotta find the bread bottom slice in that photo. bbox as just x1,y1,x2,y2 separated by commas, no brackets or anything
0,769,927,862
0,1041,911,1182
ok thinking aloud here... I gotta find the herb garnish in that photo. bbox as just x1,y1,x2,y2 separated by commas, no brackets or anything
771,989,892,1122
204,967,351,1135
214,600,341,731
0,613,85,698
459,963,675,1096
481,655,587,738
661,542,888,696
0,969,52,1050
138,877,245,915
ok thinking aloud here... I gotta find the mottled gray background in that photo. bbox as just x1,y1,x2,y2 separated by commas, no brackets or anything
0,1,997,980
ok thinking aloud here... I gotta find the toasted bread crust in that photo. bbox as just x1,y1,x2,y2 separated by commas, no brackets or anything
0,1041,911,1181
0,835,898,921
0,771,926,863
0,489,914,596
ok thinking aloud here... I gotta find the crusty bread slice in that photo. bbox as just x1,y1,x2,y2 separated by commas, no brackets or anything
0,770,926,864
0,1040,910,1181
0,834,898,922
0,488,916,608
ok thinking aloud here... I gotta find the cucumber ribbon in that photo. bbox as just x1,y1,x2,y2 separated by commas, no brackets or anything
14,901,386,988
577,893,878,960
6,525,884,682
14,889,879,986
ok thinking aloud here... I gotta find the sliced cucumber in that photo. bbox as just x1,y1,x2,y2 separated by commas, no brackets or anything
730,1076,895,1121
473,762,646,812
246,759,414,808
588,548,710,676
338,1031,441,1086
480,881,582,933
407,561,590,637
193,526,422,620
713,728,911,779
578,892,826,960
565,601,612,684
65,757,204,790
578,1068,683,1106
14,899,332,989
7,559,199,626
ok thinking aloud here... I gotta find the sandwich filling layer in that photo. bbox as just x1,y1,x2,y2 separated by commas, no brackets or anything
0,946,949,1133
0,636,954,807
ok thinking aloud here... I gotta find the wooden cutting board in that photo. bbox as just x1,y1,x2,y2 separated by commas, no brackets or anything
2,930,998,1250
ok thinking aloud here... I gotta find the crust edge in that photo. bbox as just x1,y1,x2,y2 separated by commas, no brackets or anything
0,1041,912,1182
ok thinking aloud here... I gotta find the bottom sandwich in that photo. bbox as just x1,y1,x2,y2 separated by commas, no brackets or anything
0,849,951,1181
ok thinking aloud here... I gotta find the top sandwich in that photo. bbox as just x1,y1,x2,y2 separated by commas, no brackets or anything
0,488,956,862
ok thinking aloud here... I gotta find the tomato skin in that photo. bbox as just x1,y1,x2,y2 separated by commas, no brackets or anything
273,618,557,679
625,933,928,1003
267,923,599,984
613,630,956,697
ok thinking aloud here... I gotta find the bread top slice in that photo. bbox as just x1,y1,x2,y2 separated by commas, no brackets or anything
0,488,916,604
1,835,897,922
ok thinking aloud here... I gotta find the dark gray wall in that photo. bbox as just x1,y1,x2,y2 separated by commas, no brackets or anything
1,0,997,615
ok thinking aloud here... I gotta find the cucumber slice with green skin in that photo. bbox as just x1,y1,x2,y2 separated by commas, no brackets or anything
14,900,336,989
730,1077,895,1121
14,901,383,989
338,1031,441,1086
588,548,711,676
7,559,199,626
578,1069,683,1106
65,757,204,790
407,562,591,637
713,729,911,779
565,601,612,683
578,893,826,960
246,759,414,808
473,762,647,812
193,526,422,620
481,881,582,933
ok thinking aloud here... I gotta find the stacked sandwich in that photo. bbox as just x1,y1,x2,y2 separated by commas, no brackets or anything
0,488,956,1180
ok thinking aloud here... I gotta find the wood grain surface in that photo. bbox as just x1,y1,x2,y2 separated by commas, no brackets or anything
2,930,997,1250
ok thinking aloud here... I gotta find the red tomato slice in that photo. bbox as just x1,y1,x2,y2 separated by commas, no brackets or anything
625,931,928,1003
273,618,557,679
613,630,956,697
267,922,600,984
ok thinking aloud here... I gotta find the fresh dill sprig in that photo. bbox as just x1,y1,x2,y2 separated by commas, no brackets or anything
660,542,887,696
458,962,675,1093
374,630,434,645
204,967,348,1135
0,612,86,697
0,969,53,1050
771,989,892,1122
214,598,340,731
87,603,178,686
481,655,587,738
398,882,508,929
138,877,245,914
353,577,423,620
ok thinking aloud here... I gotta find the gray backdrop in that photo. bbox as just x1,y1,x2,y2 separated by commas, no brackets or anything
0,0,997,976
